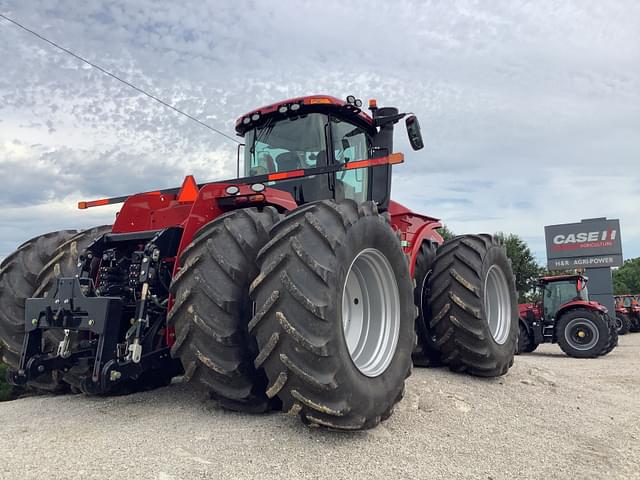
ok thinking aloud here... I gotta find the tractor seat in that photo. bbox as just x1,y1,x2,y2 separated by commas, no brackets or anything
275,152,301,172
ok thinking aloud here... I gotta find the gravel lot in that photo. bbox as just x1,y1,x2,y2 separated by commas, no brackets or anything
1,334,639,480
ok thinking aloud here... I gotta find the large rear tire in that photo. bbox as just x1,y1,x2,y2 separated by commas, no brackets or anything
168,207,281,413
249,200,415,430
427,235,518,377
412,241,443,367
555,309,610,358
0,230,77,391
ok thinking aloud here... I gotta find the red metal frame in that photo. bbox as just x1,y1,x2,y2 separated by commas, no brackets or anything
388,200,444,276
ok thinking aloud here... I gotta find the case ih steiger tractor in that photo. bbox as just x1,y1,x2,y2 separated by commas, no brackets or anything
517,274,617,358
614,295,640,333
0,95,518,430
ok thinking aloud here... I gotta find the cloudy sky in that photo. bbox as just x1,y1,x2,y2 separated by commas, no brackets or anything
1,0,639,263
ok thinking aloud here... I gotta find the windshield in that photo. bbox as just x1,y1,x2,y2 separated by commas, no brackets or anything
244,113,328,176
543,280,587,318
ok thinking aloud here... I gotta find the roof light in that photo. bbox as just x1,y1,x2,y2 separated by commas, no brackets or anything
225,185,240,195
307,97,332,104
290,103,301,111
242,117,251,125
354,99,363,108
369,99,377,108
278,105,288,113
251,113,260,121
346,95,356,104
251,183,266,192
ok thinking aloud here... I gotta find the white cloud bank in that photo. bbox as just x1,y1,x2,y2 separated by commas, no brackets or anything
0,0,639,263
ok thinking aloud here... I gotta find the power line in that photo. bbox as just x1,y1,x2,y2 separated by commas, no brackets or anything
0,12,240,144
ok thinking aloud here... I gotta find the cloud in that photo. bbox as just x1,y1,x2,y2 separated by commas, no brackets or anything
0,0,639,262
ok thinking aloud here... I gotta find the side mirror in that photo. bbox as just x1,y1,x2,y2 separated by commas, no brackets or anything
405,115,424,151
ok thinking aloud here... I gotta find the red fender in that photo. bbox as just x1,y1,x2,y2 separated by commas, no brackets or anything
388,200,443,276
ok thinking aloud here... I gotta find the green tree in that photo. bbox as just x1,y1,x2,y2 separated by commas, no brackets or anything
437,224,456,242
494,232,543,303
613,257,640,294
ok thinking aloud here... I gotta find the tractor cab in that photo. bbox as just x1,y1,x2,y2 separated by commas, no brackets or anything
235,95,424,210
539,274,589,320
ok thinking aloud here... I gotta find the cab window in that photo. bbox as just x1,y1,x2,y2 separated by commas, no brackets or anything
330,117,370,203
244,113,328,176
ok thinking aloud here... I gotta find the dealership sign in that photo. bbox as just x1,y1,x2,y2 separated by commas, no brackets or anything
545,218,623,270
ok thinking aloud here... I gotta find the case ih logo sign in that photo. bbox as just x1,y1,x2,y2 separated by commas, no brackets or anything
551,228,618,252
545,218,623,270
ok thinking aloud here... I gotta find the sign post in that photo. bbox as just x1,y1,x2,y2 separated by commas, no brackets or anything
544,218,623,315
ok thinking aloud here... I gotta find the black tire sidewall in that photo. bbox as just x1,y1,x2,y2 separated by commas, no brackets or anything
330,214,414,414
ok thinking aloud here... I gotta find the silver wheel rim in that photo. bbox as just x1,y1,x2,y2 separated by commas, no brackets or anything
565,318,599,351
483,264,511,345
341,248,400,377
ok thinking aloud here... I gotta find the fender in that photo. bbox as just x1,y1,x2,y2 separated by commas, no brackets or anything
174,183,297,272
557,300,607,319
388,200,443,276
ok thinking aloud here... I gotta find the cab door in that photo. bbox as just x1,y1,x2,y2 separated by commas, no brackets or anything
328,116,371,204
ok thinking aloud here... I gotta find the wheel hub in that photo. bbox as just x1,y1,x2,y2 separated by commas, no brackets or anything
341,248,400,378
565,318,599,351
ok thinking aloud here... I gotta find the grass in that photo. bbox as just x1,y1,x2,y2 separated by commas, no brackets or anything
0,363,13,401
0,362,24,402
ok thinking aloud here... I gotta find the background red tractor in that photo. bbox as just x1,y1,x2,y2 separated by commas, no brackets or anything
0,95,519,430
614,294,640,333
517,274,617,357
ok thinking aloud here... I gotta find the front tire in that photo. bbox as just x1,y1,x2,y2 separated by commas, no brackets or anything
516,321,538,354
427,235,518,377
615,315,630,335
249,200,415,430
168,207,281,413
556,309,610,358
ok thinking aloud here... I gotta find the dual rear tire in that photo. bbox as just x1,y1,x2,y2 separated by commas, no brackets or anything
426,235,518,376
249,200,415,430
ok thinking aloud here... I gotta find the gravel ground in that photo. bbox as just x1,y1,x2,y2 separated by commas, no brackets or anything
1,335,639,480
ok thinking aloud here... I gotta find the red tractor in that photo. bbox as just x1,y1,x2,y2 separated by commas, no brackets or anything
517,274,617,357
614,294,640,333
0,95,518,431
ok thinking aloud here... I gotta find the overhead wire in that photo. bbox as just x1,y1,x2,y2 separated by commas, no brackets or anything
0,12,240,144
